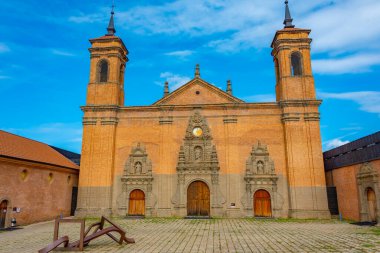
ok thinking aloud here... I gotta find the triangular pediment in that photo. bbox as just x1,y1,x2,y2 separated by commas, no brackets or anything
153,78,244,105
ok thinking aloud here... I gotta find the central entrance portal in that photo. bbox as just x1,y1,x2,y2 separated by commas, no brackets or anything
187,181,210,217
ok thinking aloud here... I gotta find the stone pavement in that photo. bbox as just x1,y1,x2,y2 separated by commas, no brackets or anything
0,218,379,253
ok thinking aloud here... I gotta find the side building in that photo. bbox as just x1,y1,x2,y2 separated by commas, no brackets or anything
324,131,380,222
0,130,80,228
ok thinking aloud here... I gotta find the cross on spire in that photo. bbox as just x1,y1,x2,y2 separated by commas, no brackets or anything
283,0,295,28
106,1,116,36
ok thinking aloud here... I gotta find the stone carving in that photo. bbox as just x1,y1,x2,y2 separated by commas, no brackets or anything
243,141,278,216
356,162,379,222
124,143,152,176
135,162,142,174
176,112,219,173
194,146,203,161
172,112,224,216
246,141,275,176
118,143,156,216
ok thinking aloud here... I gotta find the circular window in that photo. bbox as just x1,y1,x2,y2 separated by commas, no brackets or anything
195,91,200,95
192,127,203,137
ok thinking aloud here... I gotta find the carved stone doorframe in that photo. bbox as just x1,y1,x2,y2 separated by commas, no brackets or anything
242,141,278,217
118,143,156,216
357,162,380,222
172,112,225,217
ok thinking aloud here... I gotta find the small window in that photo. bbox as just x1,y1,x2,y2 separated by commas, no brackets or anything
20,169,28,181
48,173,54,183
274,58,280,82
99,60,108,82
291,52,303,76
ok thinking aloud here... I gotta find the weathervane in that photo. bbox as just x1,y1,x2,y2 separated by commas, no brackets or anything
106,0,116,36
284,0,295,28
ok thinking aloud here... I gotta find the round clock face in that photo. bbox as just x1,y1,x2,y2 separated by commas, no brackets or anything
192,127,203,137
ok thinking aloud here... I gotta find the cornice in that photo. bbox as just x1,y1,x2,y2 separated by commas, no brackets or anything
81,105,120,112
279,100,322,108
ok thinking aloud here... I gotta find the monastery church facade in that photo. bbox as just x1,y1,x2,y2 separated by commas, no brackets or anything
77,2,331,219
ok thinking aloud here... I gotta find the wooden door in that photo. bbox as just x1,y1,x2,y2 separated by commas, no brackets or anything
254,190,272,217
0,200,8,228
187,181,210,216
128,190,145,216
367,188,377,222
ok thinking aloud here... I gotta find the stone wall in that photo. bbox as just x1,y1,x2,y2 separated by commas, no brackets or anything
0,157,78,226
325,160,380,221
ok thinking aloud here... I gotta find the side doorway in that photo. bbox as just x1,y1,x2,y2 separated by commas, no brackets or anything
128,189,145,216
367,188,377,222
254,190,272,217
0,200,8,228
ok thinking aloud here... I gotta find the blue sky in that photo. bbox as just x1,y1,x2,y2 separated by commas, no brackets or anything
0,0,379,153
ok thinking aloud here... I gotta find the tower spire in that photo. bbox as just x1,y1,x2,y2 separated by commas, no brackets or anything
106,2,116,36
283,0,295,28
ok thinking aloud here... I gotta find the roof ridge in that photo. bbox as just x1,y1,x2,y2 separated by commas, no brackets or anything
153,78,244,105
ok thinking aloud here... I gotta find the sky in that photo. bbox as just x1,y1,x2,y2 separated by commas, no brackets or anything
0,0,379,153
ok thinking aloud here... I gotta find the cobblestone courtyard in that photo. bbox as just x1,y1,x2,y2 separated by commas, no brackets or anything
0,218,379,253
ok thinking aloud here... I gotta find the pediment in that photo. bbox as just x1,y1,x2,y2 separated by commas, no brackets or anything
153,78,244,106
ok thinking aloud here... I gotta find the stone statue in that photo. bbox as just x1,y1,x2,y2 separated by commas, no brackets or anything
135,162,142,174
257,161,264,174
194,147,202,161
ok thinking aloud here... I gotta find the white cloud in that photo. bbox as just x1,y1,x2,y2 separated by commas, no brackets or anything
340,127,363,131
52,49,75,57
313,54,380,74
113,0,380,73
165,50,194,60
3,122,82,153
319,91,380,116
68,13,105,24
324,138,350,150
301,0,380,54
244,94,276,102
0,43,10,53
157,72,192,91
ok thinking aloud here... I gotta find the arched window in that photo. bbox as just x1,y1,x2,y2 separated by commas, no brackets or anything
291,52,303,76
274,58,280,83
99,60,108,82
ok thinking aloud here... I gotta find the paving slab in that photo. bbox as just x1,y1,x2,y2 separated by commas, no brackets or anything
0,218,379,253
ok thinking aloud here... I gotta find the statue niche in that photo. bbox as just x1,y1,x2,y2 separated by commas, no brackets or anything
124,143,152,175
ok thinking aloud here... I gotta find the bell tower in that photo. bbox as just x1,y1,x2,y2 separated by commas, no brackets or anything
77,6,128,217
271,1,330,218
86,6,128,106
271,1,315,102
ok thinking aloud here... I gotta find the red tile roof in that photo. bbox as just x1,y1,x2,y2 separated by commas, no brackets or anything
0,130,79,170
